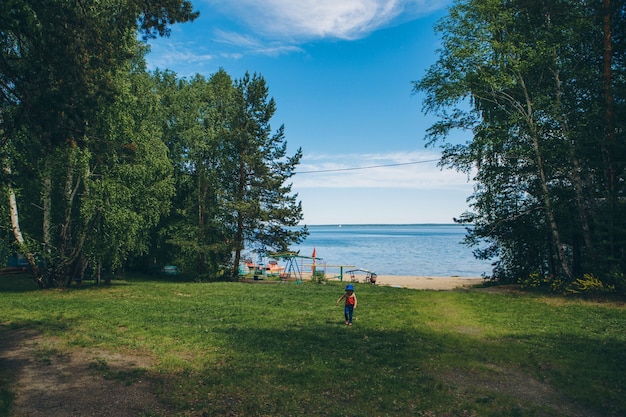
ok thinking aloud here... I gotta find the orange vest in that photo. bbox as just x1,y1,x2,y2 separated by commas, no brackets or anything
345,294,356,306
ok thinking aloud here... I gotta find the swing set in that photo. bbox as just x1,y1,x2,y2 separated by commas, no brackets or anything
270,251,322,283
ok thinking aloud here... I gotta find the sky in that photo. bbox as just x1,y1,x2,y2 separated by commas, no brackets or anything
145,0,475,225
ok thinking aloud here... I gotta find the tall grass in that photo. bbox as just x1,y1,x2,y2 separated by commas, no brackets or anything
1,274,625,416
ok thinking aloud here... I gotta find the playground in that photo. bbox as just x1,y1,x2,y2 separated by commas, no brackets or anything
239,249,486,290
240,248,377,284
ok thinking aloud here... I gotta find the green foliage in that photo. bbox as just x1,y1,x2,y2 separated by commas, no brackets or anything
153,70,307,280
517,272,551,290
310,269,327,284
0,0,196,285
565,274,615,295
518,272,623,296
0,0,306,286
224,72,307,276
415,0,626,285
608,271,626,295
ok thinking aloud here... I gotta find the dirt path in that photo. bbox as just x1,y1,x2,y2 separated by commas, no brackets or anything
0,327,171,417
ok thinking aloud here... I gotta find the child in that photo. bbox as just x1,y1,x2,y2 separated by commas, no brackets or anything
336,284,358,325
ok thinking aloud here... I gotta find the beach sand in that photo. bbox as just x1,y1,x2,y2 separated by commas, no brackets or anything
244,272,485,290
307,273,485,290
369,275,484,290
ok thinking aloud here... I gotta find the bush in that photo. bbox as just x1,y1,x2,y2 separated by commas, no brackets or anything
518,273,566,292
310,269,327,284
518,272,550,289
565,273,615,295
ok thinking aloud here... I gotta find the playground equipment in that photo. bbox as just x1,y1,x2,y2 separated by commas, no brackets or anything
270,251,322,283
265,250,376,285
346,269,378,284
324,264,356,281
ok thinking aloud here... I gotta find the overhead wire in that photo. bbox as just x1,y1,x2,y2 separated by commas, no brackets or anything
295,159,441,174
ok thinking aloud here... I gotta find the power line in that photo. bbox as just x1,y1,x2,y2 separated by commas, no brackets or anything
295,159,440,174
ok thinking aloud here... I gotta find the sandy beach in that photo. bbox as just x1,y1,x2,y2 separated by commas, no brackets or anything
245,270,486,290
306,272,485,290
368,275,485,290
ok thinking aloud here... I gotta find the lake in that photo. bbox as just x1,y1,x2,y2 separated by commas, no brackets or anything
287,224,493,277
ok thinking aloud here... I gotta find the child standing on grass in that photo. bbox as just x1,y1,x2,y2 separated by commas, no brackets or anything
336,284,357,325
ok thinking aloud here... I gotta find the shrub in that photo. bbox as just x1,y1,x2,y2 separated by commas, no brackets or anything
518,272,550,289
565,273,615,295
310,269,327,284
518,273,569,292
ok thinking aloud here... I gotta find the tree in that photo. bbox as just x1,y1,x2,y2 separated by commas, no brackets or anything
153,70,307,280
223,72,307,279
414,0,626,287
0,0,197,286
150,69,235,279
79,55,175,284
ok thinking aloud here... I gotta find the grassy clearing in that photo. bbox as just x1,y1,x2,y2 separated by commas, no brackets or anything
1,274,625,416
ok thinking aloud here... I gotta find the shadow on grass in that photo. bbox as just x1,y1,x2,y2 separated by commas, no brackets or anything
157,320,625,417
122,271,242,284
160,324,443,416
0,273,41,293
0,272,197,293
502,332,626,416
0,325,29,415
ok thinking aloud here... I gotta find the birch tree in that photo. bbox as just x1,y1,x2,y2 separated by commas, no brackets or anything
0,0,197,286
414,0,625,286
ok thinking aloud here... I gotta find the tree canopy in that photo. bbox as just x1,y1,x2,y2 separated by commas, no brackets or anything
1,1,306,286
152,69,307,280
415,0,626,292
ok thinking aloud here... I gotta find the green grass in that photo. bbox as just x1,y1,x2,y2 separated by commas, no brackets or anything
1,274,625,416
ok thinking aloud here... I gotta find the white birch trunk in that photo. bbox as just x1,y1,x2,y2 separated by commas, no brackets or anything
3,159,44,286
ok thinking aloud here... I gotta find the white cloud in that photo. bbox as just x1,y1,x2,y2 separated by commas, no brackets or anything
291,150,475,224
293,151,473,190
146,42,214,70
213,30,261,48
213,29,305,55
145,0,447,68
206,0,447,40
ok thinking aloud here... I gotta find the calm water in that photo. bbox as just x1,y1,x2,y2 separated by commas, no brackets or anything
289,224,493,277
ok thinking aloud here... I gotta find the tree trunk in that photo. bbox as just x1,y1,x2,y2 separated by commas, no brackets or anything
96,263,102,285
519,75,572,279
232,158,246,279
602,0,617,261
197,170,206,275
56,149,87,287
552,64,594,262
42,167,52,254
3,159,45,287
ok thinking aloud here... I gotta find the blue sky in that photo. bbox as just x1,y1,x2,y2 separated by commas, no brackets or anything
145,0,475,225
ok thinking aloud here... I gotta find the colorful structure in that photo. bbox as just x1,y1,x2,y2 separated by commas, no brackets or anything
270,251,321,283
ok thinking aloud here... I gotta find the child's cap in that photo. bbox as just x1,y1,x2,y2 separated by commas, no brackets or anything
345,284,354,291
